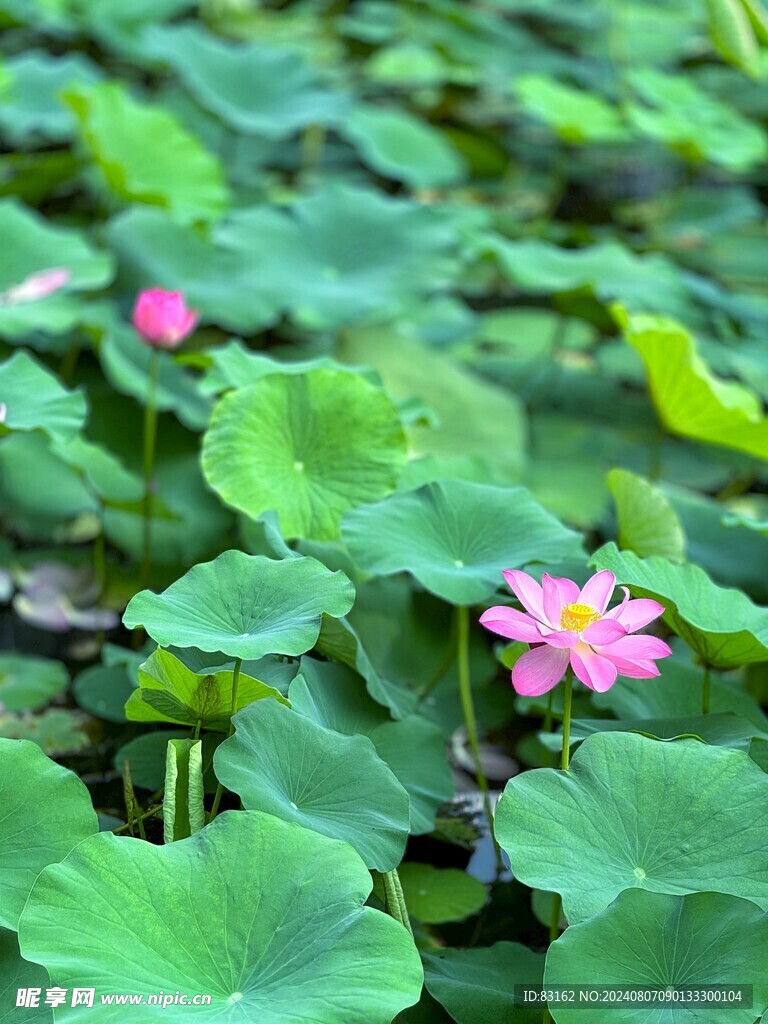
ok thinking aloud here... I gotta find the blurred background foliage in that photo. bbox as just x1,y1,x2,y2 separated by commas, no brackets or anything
2,0,768,738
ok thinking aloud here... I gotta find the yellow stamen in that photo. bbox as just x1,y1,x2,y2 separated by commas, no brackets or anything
560,602,600,633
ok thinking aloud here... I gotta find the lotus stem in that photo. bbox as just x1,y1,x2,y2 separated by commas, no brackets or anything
702,664,711,716
561,668,573,772
456,604,502,870
140,348,161,588
209,657,242,822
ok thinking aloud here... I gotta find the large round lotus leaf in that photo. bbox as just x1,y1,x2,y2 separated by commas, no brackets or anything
591,543,768,668
0,199,113,341
214,184,460,330
290,658,453,834
214,700,411,870
202,370,407,540
0,927,51,1023
342,479,584,604
126,647,288,729
0,654,68,712
422,942,545,1024
0,738,97,929
0,352,86,443
495,732,768,925
123,549,354,658
64,82,228,223
144,24,349,138
546,890,768,1024
18,811,423,1022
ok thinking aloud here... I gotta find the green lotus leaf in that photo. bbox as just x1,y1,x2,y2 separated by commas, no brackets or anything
124,550,354,658
545,890,768,1024
290,658,453,833
591,542,768,668
64,82,228,223
98,318,211,432
202,370,407,540
0,199,113,341
706,0,762,77
337,325,526,484
516,74,629,143
0,654,68,712
626,68,767,172
106,207,282,335
422,942,545,1024
52,435,143,504
397,863,486,923
0,927,51,1023
607,468,686,562
113,730,190,792
592,658,768,728
126,648,288,729
144,24,349,138
18,811,423,1022
199,341,351,397
214,184,460,330
342,479,584,605
316,576,498,724
103,451,232,566
495,732,768,924
619,311,768,462
73,664,136,723
0,710,90,756
214,700,411,870
0,51,103,145
541,713,768,752
0,738,97,929
0,352,86,443
163,738,204,843
343,105,466,187
476,237,690,318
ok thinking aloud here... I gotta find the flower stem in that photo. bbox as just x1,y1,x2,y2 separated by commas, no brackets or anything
702,664,711,716
456,604,502,870
382,869,413,936
208,657,242,821
140,349,161,589
561,668,573,772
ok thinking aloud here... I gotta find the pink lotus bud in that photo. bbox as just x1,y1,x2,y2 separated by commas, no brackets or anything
132,288,199,349
2,267,71,305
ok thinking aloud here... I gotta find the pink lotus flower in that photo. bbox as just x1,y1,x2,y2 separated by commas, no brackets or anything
480,569,671,695
132,289,198,349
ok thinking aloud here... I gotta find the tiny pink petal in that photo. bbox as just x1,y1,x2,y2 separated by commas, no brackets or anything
512,644,570,696
578,570,616,613
542,574,579,626
5,267,71,304
569,643,618,692
606,597,665,632
502,569,546,622
479,606,543,643
582,618,627,645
